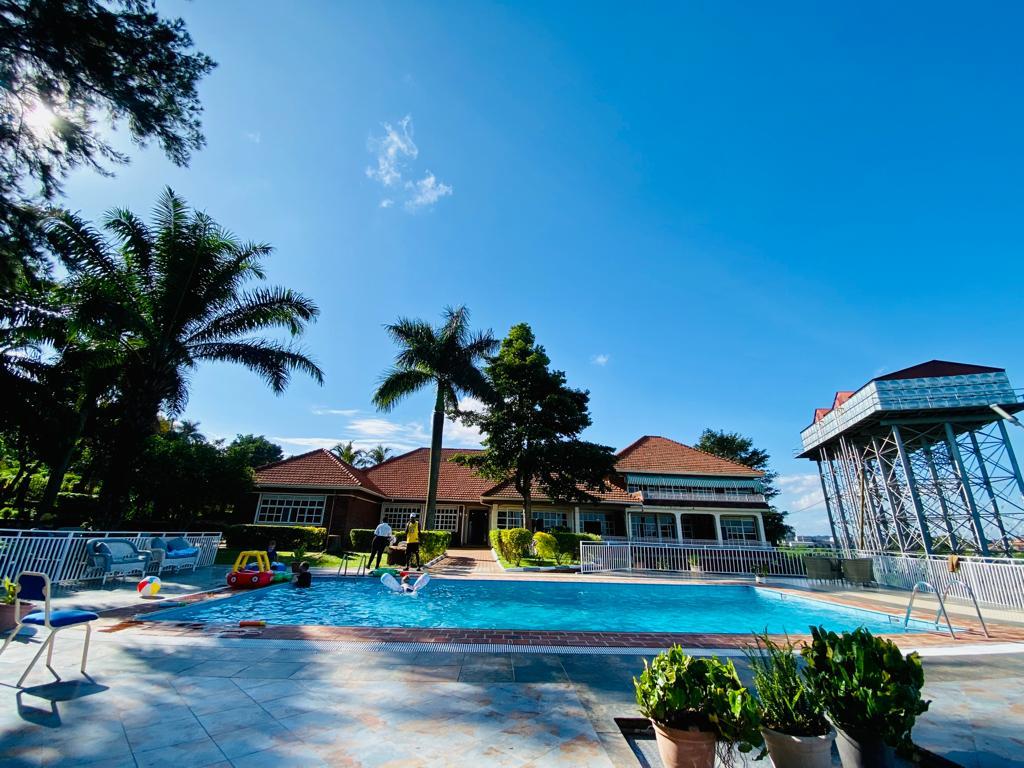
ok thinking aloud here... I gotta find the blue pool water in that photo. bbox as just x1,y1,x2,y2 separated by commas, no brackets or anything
152,579,928,635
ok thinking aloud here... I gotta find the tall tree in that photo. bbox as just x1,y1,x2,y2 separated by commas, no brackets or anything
0,0,215,285
226,434,283,469
45,188,323,521
373,305,496,529
453,323,617,520
330,440,365,467
695,428,794,544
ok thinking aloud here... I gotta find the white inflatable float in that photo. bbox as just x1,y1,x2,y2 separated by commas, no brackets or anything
381,572,430,594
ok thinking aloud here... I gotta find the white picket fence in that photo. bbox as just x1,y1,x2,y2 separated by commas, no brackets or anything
0,529,222,584
579,541,1024,611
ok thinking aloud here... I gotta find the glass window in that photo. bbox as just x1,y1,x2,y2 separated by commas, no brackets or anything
580,511,614,536
530,509,569,532
382,504,422,529
496,508,524,529
721,516,759,542
630,513,677,540
255,495,326,526
434,506,460,532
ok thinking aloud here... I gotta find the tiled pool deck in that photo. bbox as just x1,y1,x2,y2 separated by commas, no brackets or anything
1,565,1023,766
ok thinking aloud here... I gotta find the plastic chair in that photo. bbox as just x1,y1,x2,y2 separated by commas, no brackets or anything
0,571,99,687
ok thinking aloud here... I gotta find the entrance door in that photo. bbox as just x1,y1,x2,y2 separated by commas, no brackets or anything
467,509,489,545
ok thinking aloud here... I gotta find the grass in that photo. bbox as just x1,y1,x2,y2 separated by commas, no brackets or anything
493,552,567,569
215,547,370,569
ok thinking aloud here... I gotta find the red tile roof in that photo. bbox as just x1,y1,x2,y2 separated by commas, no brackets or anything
364,448,495,503
614,436,763,477
254,449,382,493
481,476,642,504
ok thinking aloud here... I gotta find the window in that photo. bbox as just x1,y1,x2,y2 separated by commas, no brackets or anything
255,495,326,525
721,516,759,542
434,506,460,532
382,504,422,529
531,509,569,532
580,511,615,536
496,508,524,529
630,513,677,541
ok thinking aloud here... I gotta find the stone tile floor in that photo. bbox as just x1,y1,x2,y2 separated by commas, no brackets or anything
0,625,1022,767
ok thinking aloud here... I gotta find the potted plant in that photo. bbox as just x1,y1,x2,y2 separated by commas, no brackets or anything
802,626,929,768
0,578,33,633
688,554,702,574
634,646,761,768
745,633,834,767
753,564,768,584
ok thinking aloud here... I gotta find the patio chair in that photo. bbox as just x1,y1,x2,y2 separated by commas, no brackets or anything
841,557,875,586
0,571,98,687
85,538,152,584
803,555,842,583
149,536,201,575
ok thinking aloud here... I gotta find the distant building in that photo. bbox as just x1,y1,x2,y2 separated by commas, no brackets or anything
248,435,772,547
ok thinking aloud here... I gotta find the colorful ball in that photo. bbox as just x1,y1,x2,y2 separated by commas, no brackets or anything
137,576,161,597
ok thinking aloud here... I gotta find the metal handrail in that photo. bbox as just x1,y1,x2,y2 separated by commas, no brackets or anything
938,577,990,638
904,580,956,638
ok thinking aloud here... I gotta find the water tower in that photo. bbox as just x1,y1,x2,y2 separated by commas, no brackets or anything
799,361,1024,556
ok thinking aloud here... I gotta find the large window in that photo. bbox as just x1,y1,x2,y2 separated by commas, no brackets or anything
721,516,759,542
255,494,326,525
580,511,615,536
531,509,569,532
630,513,677,541
496,508,524,529
434,506,460,532
382,504,421,529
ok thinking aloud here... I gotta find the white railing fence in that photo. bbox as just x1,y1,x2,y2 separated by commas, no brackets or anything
0,530,222,584
579,541,1024,612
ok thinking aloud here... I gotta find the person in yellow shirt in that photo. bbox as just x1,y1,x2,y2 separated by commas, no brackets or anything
405,513,422,570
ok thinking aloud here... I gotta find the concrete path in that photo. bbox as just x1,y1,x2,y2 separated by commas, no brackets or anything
429,547,504,576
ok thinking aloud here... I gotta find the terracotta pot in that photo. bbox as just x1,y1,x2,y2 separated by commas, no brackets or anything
834,725,896,768
761,726,836,768
0,602,35,633
651,721,716,768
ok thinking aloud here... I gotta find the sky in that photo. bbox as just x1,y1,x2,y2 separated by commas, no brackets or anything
60,1,1024,535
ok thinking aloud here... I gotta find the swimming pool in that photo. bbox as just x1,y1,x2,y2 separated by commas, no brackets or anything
152,579,930,635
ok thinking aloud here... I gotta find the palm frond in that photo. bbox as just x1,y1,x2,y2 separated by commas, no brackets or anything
190,340,325,393
372,367,434,412
186,287,319,343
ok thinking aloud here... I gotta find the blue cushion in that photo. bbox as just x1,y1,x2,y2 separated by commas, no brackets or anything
165,547,199,559
22,609,98,627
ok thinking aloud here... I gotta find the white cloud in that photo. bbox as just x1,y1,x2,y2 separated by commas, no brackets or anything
270,436,342,452
365,115,417,187
311,407,361,417
404,172,453,210
777,473,830,536
365,115,452,211
591,353,610,366
244,131,261,144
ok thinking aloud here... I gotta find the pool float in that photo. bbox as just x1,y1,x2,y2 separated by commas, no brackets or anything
227,550,275,589
381,572,430,594
239,620,266,627
369,567,400,577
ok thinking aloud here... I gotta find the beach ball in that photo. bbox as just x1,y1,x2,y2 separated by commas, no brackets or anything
137,576,161,597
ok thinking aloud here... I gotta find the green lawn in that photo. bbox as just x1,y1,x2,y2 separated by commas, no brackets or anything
493,552,565,569
215,547,372,569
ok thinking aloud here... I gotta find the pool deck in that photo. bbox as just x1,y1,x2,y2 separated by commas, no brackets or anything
1,565,1022,766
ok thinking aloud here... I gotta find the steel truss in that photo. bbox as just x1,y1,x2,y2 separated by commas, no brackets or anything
812,419,1024,556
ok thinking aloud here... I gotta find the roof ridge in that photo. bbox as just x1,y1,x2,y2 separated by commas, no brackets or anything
253,447,323,472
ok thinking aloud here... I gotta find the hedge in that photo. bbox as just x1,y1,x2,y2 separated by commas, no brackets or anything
533,531,558,561
224,524,326,551
502,528,534,566
349,528,451,563
552,531,601,564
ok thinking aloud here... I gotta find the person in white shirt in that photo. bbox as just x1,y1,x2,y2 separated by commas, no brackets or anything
368,520,392,570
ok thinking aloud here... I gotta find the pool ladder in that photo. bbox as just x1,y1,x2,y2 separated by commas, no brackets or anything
903,577,990,639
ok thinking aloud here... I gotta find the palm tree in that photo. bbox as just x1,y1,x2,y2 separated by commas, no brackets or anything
45,188,324,518
331,440,365,467
365,444,392,465
373,305,496,528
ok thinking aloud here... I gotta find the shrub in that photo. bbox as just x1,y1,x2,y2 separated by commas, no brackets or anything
418,530,451,562
551,531,601,564
634,646,761,753
488,529,509,561
350,528,407,551
801,626,929,751
502,527,534,566
745,633,828,737
224,524,326,551
533,531,558,561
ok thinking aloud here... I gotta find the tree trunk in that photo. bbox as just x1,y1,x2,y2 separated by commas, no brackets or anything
424,385,445,530
38,407,90,518
14,462,39,517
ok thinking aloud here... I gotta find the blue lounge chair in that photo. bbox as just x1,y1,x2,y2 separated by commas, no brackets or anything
0,571,99,687
149,536,201,575
85,538,152,584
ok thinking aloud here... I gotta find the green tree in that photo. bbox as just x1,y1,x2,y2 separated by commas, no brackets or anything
365,444,392,465
330,440,365,467
453,323,616,520
45,188,323,521
373,306,496,529
226,434,283,469
695,428,794,544
0,0,215,285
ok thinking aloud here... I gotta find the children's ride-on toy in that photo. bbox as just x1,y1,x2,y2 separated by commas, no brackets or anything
227,551,275,589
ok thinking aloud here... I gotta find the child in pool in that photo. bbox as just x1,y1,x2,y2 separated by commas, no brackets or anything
295,561,312,588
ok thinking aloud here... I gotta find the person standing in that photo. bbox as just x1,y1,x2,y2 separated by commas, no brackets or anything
405,513,422,570
368,520,392,570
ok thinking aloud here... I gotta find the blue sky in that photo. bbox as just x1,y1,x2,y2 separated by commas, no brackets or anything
62,2,1024,534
